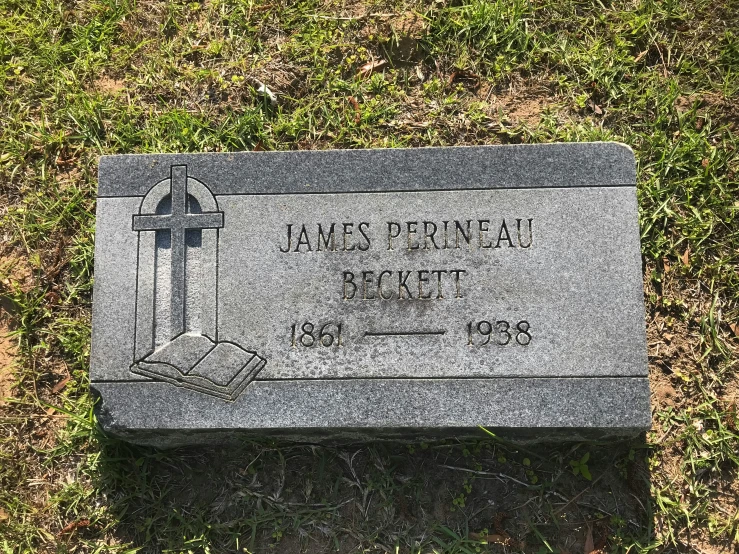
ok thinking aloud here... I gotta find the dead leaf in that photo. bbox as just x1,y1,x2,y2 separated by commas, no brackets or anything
634,49,648,62
249,78,277,106
257,83,277,105
252,141,265,152
662,257,671,273
347,96,361,123
584,525,594,554
481,511,516,546
0,508,8,521
357,59,387,78
59,519,90,535
46,406,56,415
729,322,739,337
587,99,603,115
663,333,674,343
55,155,77,167
52,376,70,394
681,247,690,265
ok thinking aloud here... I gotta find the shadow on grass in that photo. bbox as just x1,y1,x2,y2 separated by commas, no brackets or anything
90,429,653,553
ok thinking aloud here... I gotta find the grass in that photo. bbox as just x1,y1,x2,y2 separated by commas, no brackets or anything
0,0,737,552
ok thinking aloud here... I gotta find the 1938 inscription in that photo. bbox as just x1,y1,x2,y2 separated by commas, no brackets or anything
467,320,532,346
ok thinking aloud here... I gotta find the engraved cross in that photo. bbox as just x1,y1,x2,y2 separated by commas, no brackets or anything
133,165,223,336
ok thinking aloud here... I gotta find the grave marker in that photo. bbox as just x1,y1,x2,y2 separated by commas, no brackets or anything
91,143,650,445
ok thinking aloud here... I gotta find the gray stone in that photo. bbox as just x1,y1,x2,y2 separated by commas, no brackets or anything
91,143,650,446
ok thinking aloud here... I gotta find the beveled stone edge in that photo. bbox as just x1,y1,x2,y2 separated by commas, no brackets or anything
92,426,649,448
91,377,652,445
97,142,636,197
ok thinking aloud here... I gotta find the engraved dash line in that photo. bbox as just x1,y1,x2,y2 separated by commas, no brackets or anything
364,330,446,337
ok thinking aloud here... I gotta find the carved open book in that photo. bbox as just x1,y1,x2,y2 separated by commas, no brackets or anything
131,334,266,401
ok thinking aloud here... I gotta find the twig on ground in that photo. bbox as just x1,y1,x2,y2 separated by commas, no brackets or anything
554,472,607,515
439,465,536,488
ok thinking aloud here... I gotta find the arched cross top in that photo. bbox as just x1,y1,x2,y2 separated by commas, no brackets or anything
133,165,224,337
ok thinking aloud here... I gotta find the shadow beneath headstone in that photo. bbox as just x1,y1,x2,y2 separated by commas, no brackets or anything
93,430,653,553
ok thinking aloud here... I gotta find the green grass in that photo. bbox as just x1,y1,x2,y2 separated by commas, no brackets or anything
0,0,737,552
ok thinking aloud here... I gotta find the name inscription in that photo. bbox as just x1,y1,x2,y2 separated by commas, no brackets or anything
279,217,533,301
280,219,534,253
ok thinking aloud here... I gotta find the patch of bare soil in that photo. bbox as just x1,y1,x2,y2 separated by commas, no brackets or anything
0,319,17,408
117,0,169,41
0,251,30,409
388,11,425,62
643,266,703,413
336,0,372,18
351,10,426,65
93,76,126,95
675,93,738,133
705,473,739,554
391,11,424,36
643,260,739,553
489,91,554,127
0,252,34,294
720,374,739,448
647,311,695,415
722,375,739,407
652,374,679,408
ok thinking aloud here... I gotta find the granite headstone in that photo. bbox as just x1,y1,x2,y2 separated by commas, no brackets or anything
91,143,650,445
